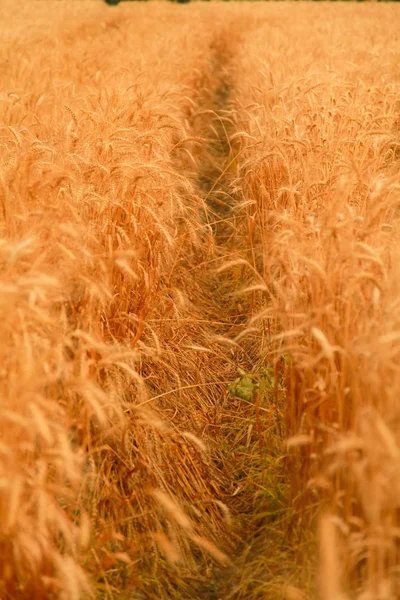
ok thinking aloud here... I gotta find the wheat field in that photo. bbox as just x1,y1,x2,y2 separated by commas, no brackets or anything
1,2,400,599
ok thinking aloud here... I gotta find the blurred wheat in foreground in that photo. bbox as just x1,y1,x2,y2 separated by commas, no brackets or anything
1,1,400,599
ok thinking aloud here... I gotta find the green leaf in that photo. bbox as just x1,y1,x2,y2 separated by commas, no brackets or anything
228,369,259,402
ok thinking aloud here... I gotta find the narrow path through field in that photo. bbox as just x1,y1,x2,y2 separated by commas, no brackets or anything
188,27,248,599
180,22,301,600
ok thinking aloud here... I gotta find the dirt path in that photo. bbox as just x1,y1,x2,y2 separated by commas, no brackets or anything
177,20,309,600
187,26,251,600
172,22,272,600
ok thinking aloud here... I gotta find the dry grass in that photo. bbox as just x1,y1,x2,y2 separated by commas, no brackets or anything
2,2,400,599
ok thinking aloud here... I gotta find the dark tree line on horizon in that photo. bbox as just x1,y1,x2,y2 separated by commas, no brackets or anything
105,0,399,5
